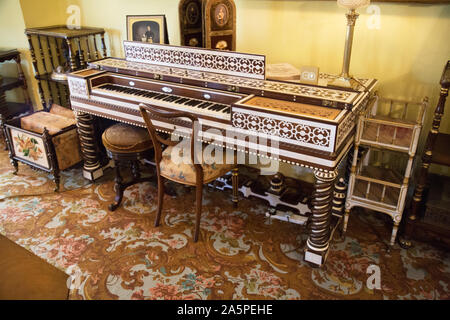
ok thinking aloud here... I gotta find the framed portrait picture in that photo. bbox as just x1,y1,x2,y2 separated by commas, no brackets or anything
126,15,169,44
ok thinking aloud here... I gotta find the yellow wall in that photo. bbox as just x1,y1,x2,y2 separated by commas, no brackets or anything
0,0,32,104
1,0,450,177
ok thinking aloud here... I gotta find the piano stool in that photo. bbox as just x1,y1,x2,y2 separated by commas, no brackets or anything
101,123,154,211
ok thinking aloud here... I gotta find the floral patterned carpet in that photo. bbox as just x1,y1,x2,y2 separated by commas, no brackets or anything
0,141,449,300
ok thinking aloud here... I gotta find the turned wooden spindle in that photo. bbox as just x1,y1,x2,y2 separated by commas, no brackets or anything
403,61,450,242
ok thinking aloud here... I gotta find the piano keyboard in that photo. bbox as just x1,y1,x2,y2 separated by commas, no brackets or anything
88,73,245,122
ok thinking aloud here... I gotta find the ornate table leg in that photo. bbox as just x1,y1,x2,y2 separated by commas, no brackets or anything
332,178,347,240
305,169,338,267
75,111,103,180
400,85,448,248
0,114,18,173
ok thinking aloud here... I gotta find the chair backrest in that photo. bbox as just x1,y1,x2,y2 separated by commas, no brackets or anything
139,103,204,182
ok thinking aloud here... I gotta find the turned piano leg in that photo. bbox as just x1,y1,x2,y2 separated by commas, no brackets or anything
75,111,104,181
304,169,338,267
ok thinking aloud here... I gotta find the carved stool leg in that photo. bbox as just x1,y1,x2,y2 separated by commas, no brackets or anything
304,169,338,267
232,167,239,208
109,161,124,211
131,160,141,180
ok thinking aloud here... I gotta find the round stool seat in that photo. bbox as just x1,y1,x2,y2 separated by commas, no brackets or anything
102,123,152,153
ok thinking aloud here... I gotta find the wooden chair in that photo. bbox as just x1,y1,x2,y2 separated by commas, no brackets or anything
139,103,239,242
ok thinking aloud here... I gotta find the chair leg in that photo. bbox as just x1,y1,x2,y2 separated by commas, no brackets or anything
53,171,60,193
194,183,203,242
109,162,124,211
342,208,350,239
154,175,165,227
232,167,239,208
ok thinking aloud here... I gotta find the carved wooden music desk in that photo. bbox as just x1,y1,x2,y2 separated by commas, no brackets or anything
67,41,377,267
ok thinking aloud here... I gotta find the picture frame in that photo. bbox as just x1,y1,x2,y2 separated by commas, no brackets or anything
126,15,169,44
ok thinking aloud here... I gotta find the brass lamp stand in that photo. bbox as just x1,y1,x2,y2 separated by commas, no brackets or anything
330,0,370,90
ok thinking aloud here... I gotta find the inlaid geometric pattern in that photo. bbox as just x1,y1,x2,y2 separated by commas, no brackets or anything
232,111,332,149
123,41,266,80
242,97,341,120
68,77,89,99
336,112,356,149
91,58,360,105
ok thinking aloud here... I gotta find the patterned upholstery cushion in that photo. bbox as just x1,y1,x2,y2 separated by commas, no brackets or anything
49,104,76,120
20,111,76,135
102,123,152,153
160,143,235,185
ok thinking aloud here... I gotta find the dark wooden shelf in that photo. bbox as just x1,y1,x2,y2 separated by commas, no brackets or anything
0,49,19,63
25,25,105,39
0,102,31,119
35,73,68,85
431,132,450,167
0,77,24,92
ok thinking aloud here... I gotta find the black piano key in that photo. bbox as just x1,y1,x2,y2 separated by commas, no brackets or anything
163,95,177,102
185,99,198,106
197,102,210,109
144,92,157,98
154,94,169,100
173,97,185,103
190,100,202,106
215,104,228,112
206,104,218,110
177,98,189,104
96,83,231,117
171,96,183,102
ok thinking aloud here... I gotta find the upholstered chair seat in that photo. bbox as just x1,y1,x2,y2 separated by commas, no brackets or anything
160,144,235,186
